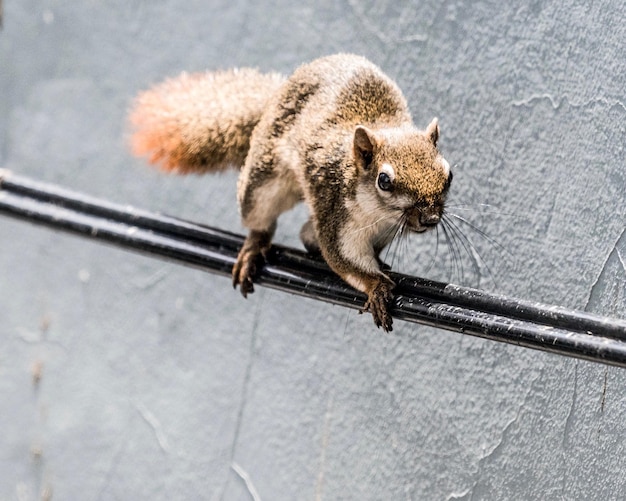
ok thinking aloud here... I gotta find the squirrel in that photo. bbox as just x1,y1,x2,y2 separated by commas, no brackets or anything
129,54,452,332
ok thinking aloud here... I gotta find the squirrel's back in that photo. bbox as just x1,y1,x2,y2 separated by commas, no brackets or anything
129,55,412,174
129,69,284,173
285,54,411,128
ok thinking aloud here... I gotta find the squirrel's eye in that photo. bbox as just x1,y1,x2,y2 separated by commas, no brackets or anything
444,170,453,191
377,172,393,191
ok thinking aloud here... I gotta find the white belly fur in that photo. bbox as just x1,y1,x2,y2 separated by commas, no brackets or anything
340,187,400,275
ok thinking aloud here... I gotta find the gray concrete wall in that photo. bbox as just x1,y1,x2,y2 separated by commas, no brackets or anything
1,1,625,499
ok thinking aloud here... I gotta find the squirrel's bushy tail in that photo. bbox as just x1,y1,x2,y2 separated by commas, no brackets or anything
129,69,285,173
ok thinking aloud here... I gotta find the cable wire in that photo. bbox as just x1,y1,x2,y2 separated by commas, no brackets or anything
1,169,625,368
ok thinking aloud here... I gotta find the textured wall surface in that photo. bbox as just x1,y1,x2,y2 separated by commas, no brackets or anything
1,1,625,499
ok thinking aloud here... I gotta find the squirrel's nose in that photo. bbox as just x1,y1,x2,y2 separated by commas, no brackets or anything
419,213,440,227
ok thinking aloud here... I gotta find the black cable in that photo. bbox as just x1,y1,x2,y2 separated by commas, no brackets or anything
1,169,626,368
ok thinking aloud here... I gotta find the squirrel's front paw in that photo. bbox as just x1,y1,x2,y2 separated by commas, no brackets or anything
232,248,262,298
362,279,395,332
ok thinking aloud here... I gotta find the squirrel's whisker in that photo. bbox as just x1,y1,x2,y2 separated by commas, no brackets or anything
348,212,400,235
443,214,496,286
440,218,464,282
446,212,513,262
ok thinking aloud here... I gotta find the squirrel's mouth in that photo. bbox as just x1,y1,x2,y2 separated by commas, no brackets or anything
405,207,441,233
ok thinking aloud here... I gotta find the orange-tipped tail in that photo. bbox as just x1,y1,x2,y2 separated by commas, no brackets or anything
129,69,284,174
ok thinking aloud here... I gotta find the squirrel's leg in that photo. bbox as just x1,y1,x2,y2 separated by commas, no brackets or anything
317,232,395,332
299,218,322,255
234,162,302,296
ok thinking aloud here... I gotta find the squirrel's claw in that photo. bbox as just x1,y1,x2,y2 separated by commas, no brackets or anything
233,273,255,298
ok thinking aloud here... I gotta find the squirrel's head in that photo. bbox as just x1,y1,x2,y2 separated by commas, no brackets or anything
353,118,452,233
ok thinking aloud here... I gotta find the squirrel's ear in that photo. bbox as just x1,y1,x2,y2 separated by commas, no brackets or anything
354,126,377,170
426,117,439,146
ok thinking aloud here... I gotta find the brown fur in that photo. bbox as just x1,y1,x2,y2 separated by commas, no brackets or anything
128,54,452,332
